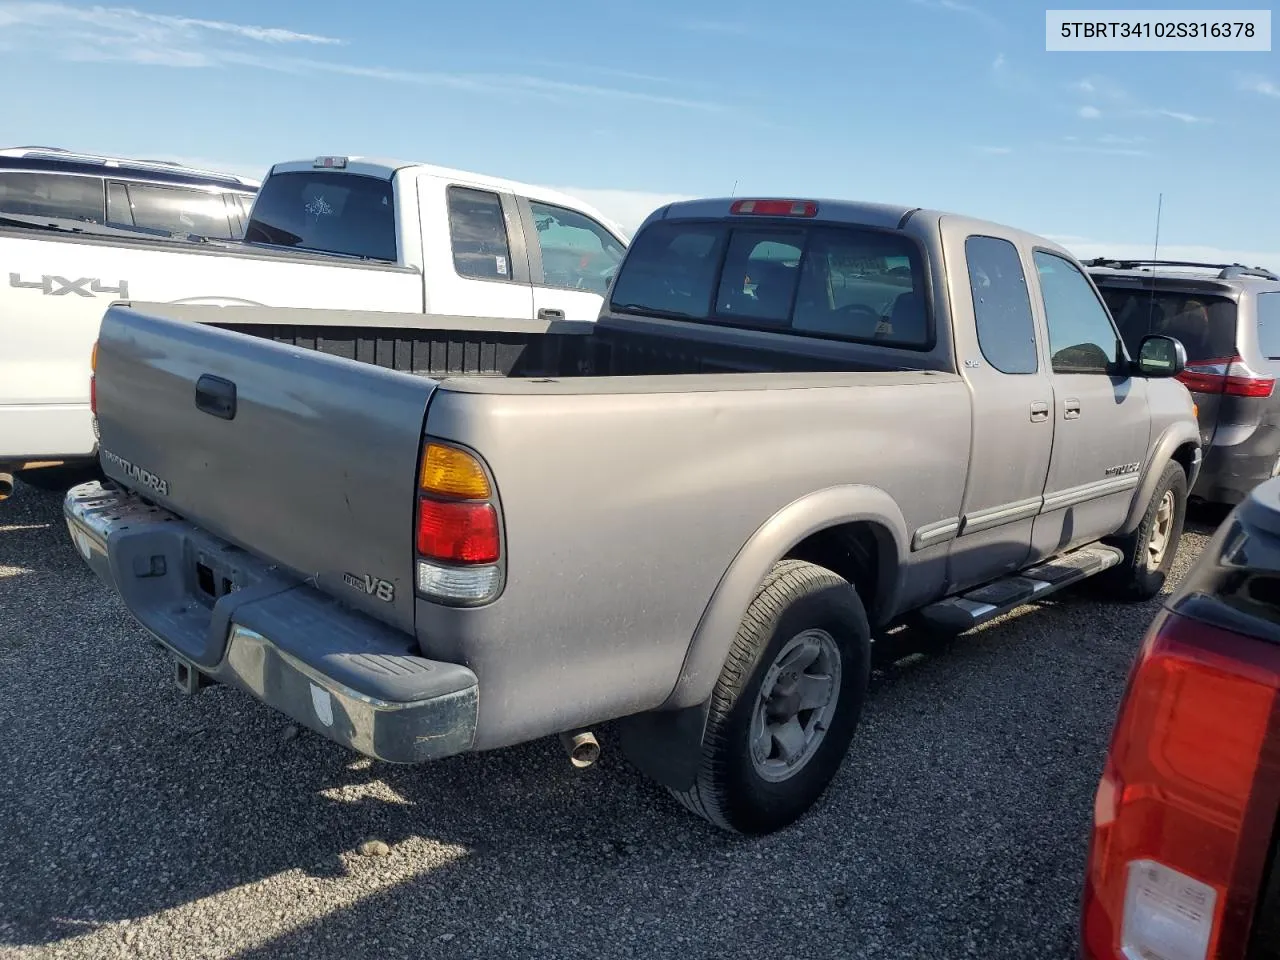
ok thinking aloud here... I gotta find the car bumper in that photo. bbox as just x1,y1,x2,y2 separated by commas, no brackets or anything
63,480,479,764
0,402,97,463
1194,422,1280,506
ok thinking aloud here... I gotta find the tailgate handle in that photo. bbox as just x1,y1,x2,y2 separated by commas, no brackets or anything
195,374,237,420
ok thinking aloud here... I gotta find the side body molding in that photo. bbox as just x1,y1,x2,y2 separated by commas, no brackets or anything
663,483,910,712
1117,421,1202,535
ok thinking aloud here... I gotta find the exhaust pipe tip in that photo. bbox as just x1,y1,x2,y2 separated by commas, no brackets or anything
0,472,13,502
559,730,600,769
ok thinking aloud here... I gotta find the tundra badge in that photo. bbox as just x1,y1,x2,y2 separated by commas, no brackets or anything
344,572,395,603
101,449,169,496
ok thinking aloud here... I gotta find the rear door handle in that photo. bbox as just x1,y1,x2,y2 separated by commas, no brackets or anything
537,308,565,321
1030,401,1049,422
195,374,237,420
1064,398,1081,420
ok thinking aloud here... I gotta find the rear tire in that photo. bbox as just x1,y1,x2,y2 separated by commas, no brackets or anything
1099,461,1187,601
670,559,871,835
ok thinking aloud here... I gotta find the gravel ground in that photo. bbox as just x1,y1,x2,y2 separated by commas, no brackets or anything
0,480,1218,960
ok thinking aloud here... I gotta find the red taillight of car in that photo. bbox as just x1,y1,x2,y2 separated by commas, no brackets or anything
416,498,499,564
1177,356,1276,399
414,440,504,605
1082,609,1280,960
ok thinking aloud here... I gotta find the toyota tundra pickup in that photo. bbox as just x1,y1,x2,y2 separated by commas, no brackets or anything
2,154,626,499
65,196,1201,835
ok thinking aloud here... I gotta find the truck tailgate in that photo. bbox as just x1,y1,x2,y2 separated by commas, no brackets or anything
92,303,437,634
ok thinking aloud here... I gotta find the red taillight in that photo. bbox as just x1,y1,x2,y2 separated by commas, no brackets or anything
1082,610,1280,959
89,376,97,415
416,498,499,564
730,199,818,217
1177,356,1276,399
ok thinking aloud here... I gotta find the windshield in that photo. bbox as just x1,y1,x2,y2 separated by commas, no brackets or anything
1097,285,1238,362
608,219,931,347
243,171,397,261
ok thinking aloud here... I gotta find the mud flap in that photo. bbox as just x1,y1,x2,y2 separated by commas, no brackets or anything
615,700,712,792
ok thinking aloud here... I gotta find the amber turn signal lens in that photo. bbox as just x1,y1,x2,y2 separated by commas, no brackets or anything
419,443,491,499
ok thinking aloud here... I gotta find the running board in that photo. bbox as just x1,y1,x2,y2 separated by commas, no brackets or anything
916,543,1124,635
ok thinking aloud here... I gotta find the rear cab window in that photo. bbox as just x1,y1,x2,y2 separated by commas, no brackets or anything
609,218,931,347
244,171,397,261
1097,285,1238,363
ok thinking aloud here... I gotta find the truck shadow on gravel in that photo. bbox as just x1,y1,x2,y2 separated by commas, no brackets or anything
0,487,1223,960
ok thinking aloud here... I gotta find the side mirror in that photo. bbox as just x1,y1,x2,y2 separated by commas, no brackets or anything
1136,334,1187,377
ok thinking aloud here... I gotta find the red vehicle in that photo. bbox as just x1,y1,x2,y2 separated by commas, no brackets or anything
1081,478,1280,959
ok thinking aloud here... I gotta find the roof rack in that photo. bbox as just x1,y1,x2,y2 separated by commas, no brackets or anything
1083,257,1279,282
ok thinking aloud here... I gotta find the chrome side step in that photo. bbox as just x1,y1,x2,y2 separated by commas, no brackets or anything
916,543,1124,635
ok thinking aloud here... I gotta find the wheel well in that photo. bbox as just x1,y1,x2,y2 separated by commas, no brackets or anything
782,522,892,623
1171,441,1198,484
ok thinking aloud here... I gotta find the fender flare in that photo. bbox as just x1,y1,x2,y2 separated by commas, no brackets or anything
667,484,909,711
1118,421,1201,535
616,485,910,791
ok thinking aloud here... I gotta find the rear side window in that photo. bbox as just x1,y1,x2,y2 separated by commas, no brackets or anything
244,171,397,261
965,235,1038,374
1098,286,1238,362
448,187,513,281
1255,293,1280,360
610,220,931,347
115,182,236,239
0,172,104,223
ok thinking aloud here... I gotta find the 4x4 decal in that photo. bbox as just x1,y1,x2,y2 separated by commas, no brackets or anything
9,273,130,298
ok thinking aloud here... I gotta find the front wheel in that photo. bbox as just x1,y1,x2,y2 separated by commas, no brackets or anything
671,559,871,835
1098,461,1187,601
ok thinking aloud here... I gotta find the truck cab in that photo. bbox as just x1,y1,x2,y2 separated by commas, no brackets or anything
243,157,630,323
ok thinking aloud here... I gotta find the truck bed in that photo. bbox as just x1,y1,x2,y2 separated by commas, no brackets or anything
192,305,952,381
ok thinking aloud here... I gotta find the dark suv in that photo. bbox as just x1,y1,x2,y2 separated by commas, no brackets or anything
0,146,258,241
1088,259,1280,507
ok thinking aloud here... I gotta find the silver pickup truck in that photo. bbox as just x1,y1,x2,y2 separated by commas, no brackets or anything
65,196,1201,835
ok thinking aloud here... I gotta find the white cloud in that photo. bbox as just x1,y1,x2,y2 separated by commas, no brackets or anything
0,1,725,113
0,2,342,53
1049,236,1280,272
1239,73,1280,98
548,188,699,234
906,0,1005,31
1077,105,1102,119
1142,108,1211,124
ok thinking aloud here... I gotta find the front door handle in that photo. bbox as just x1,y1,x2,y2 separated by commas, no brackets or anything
1030,401,1049,422
1064,398,1081,420
537,308,565,321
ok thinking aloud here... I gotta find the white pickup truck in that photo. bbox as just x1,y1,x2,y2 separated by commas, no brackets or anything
0,155,629,498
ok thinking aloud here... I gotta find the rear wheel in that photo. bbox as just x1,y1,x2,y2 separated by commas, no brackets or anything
670,559,871,835
1099,461,1187,601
